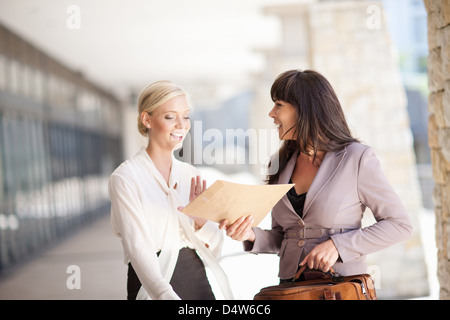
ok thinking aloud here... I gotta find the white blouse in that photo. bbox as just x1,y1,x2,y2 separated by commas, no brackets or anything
108,148,233,300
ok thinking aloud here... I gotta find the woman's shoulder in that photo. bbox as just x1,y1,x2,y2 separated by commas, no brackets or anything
110,152,146,184
338,142,377,168
344,142,372,157
343,142,384,173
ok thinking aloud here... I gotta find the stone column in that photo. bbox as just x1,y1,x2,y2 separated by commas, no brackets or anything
424,0,450,300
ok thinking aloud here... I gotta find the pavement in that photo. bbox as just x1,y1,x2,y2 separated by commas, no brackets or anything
0,211,281,300
0,213,128,300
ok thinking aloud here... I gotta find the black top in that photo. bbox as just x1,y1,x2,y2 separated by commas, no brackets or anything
287,179,307,218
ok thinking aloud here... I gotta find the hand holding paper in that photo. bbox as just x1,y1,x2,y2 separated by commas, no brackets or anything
219,215,256,242
181,180,294,227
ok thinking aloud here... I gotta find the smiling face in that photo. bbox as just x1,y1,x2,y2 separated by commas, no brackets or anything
268,99,298,140
141,95,191,151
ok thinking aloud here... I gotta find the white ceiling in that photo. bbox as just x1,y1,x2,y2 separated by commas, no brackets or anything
0,0,306,101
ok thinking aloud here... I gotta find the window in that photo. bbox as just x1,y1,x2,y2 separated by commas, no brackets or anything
34,69,44,103
0,54,7,91
9,60,22,96
0,111,4,209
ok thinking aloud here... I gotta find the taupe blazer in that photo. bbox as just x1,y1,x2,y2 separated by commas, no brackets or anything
244,142,413,279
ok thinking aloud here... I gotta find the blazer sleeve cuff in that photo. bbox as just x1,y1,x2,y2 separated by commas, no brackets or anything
243,227,263,253
330,232,360,263
243,227,282,254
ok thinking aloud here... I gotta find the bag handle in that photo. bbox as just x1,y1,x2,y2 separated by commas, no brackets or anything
293,264,337,281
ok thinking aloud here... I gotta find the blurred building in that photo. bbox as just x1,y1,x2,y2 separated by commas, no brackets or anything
0,23,123,271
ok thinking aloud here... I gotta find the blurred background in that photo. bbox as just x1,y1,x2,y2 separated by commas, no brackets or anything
0,0,439,299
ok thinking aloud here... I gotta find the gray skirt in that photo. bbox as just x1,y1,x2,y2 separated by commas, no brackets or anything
127,247,215,300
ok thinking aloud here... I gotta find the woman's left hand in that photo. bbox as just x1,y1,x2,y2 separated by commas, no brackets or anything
189,175,207,203
299,239,339,272
178,175,208,230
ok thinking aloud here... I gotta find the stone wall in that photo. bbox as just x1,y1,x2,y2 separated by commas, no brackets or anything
424,0,450,300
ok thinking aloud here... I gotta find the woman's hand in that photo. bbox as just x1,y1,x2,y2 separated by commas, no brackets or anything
178,175,208,230
299,239,339,272
189,175,207,203
219,216,256,242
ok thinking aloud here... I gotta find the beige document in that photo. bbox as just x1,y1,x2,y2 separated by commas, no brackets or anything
181,180,294,227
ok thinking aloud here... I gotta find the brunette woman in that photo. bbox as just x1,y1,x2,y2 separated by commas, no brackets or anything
220,70,412,281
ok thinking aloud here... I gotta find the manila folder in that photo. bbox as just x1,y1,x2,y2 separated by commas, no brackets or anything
181,180,294,227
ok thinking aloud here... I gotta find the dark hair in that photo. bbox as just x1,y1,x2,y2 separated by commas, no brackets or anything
267,69,358,184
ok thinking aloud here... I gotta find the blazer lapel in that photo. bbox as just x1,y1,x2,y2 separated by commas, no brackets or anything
303,146,347,217
278,150,299,216
277,149,299,184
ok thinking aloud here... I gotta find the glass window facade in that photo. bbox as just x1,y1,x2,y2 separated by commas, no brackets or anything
0,53,123,270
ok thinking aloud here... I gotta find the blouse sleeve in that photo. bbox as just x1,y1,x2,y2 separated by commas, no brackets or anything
108,173,180,300
193,220,224,258
187,166,224,259
330,147,413,263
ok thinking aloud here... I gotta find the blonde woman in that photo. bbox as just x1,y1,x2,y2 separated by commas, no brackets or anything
108,81,233,300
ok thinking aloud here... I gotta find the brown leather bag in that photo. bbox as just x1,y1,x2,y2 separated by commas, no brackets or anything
254,265,377,300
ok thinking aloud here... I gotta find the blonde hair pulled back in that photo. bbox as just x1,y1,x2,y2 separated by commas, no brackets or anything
137,80,189,136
